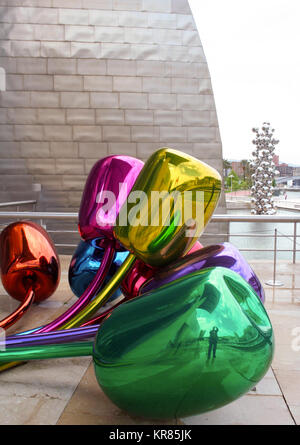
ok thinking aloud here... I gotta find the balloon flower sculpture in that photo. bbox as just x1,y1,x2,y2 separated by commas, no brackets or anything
0,155,143,371
0,148,274,420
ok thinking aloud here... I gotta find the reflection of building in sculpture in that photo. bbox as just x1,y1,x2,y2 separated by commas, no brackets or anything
166,322,206,355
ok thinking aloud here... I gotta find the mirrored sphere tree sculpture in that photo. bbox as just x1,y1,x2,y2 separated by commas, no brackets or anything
250,122,279,215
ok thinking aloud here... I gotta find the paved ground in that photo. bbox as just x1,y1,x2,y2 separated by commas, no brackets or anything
0,256,299,425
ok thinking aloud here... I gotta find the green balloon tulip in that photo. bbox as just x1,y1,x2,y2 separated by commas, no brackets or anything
93,267,274,419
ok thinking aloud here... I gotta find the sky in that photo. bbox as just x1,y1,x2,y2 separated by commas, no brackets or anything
189,0,300,165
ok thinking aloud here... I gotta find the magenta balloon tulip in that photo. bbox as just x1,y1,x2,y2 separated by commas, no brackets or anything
79,156,144,243
33,156,144,334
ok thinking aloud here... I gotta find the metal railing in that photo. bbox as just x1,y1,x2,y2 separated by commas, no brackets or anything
0,200,36,212
0,211,77,220
1,211,300,223
225,195,251,201
204,214,300,264
208,214,300,289
0,212,299,285
0,211,300,289
0,212,300,263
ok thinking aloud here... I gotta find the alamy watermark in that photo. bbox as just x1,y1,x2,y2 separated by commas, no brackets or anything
95,184,204,238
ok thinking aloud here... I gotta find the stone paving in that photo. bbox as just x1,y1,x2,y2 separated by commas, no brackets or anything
0,256,299,425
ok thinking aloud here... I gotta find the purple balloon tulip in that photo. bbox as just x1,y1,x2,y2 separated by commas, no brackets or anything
141,242,265,303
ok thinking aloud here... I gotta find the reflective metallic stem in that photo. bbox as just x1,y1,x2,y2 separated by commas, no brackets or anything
2,325,99,349
0,288,34,330
0,342,94,363
62,253,136,329
35,243,115,333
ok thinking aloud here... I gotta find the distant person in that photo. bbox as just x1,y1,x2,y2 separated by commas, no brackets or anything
284,191,287,200
207,326,219,359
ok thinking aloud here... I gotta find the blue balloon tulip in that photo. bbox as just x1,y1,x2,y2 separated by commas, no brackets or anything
69,238,129,302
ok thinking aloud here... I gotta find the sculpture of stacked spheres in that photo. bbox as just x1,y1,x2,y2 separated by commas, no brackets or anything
0,148,274,421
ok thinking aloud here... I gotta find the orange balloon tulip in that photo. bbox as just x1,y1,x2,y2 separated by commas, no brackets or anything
0,221,60,329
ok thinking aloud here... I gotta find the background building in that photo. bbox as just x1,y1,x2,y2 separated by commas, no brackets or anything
273,154,279,166
293,166,300,176
277,163,293,177
0,0,226,247
230,161,244,177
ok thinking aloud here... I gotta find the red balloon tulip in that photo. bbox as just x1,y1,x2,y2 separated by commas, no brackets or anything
0,221,60,329
121,241,203,299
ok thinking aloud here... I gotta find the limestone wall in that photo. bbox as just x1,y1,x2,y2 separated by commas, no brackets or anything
0,0,225,239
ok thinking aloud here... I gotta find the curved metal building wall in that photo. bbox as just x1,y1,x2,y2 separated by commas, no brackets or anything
0,0,226,245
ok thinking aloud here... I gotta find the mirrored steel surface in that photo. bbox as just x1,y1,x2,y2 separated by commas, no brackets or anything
61,253,136,329
35,243,115,334
0,267,273,419
0,341,93,362
121,241,203,299
69,237,129,302
79,155,144,242
3,325,98,348
114,148,222,267
142,242,265,302
32,156,143,333
62,148,222,328
93,267,274,419
0,221,60,303
0,289,35,330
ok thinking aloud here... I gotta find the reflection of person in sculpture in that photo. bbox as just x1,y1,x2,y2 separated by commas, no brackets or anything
207,327,219,359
